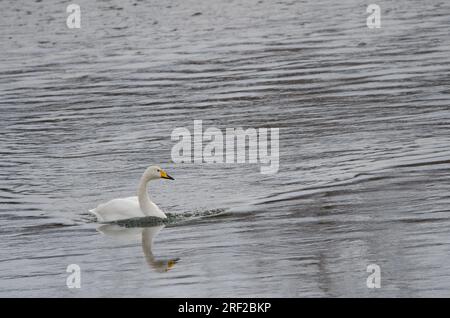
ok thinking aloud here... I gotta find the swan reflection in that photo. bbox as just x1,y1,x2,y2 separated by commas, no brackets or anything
97,224,179,272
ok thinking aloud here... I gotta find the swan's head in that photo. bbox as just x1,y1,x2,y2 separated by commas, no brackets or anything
145,166,174,181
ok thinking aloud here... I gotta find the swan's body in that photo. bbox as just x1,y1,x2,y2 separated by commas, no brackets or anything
90,196,164,222
90,166,174,222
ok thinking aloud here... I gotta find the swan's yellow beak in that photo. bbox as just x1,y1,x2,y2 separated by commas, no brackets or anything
160,170,174,180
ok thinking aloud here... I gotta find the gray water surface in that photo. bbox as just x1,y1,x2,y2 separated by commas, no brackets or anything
1,0,450,297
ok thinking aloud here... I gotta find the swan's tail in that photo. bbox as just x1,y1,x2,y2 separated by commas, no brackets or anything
89,208,103,222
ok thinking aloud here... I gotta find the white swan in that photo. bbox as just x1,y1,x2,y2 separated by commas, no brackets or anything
90,166,174,222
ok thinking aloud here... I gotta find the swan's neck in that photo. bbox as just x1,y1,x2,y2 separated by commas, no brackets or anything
137,176,167,218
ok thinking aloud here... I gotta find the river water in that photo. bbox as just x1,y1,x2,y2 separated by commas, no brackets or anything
1,0,450,297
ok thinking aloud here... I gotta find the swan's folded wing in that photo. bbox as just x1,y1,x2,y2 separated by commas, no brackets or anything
89,197,144,222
